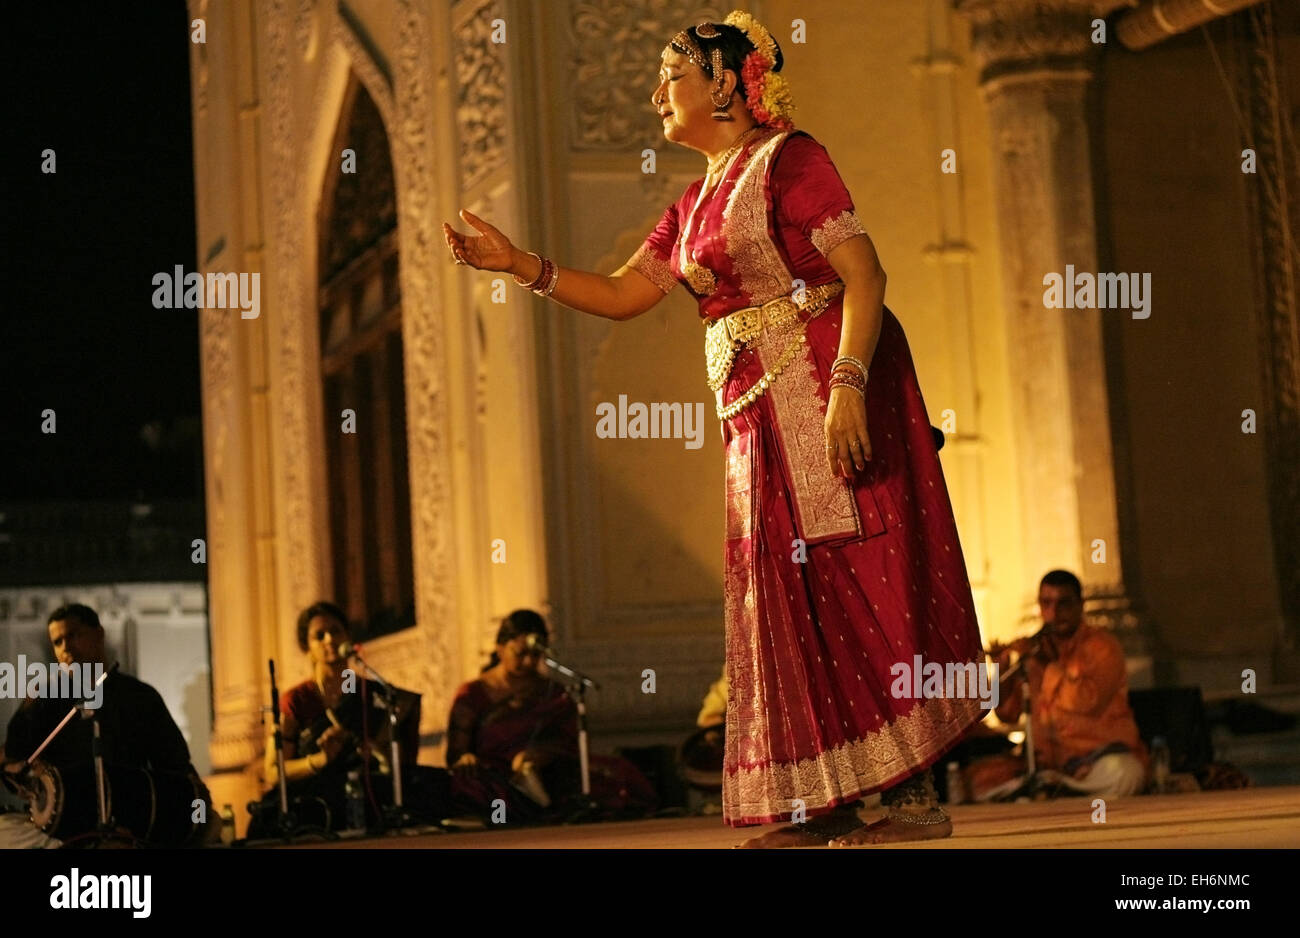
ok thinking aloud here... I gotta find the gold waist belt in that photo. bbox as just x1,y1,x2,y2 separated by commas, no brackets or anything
704,281,844,393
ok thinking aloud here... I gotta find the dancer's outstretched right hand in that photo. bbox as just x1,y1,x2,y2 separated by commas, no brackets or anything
442,209,515,272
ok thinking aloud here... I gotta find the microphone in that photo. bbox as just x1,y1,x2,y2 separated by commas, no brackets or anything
524,633,553,655
336,642,359,660
525,634,599,690
336,642,396,695
269,659,279,717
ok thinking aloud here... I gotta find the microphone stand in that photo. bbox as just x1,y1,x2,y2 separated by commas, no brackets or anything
21,663,137,847
535,645,601,823
250,659,333,842
92,714,108,831
23,663,116,768
990,638,1054,802
343,647,409,831
270,660,290,818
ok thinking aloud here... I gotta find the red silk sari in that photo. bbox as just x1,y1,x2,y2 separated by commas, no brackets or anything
629,128,986,826
445,678,658,820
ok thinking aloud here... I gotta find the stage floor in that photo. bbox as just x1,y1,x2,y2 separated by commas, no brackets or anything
275,785,1300,849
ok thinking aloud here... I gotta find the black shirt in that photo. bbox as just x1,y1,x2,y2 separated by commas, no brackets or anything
4,670,196,777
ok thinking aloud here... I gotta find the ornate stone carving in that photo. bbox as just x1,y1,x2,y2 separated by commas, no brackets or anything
199,306,231,554
267,0,323,621
954,0,1153,662
295,0,319,62
333,12,395,123
249,0,457,748
387,0,459,731
453,1,507,190
569,0,726,151
1242,2,1300,641
953,0,1130,83
320,86,397,280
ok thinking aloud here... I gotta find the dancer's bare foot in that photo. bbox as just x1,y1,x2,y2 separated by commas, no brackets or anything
829,813,952,846
735,805,865,848
734,825,829,848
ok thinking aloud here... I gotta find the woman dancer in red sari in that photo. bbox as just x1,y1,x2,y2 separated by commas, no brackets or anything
443,11,986,847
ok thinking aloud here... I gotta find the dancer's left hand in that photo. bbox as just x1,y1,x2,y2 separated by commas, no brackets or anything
825,386,871,478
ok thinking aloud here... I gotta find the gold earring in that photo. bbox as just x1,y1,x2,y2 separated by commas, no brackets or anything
711,88,734,121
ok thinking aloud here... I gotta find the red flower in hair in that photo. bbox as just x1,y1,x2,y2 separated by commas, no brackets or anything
741,49,774,125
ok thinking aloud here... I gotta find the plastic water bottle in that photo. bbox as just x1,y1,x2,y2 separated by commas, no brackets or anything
345,770,366,831
1150,736,1170,794
220,804,235,845
945,761,966,805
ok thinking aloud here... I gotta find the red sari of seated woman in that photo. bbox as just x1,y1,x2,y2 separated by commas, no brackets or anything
445,677,657,822
282,677,420,768
628,128,985,826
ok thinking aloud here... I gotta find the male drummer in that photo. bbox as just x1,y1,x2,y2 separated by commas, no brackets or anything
0,603,218,846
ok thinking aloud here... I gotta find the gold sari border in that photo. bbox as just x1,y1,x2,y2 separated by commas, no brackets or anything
758,307,862,542
722,694,985,826
627,244,677,294
810,209,867,257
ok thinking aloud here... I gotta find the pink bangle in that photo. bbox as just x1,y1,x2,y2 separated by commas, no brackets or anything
539,263,560,297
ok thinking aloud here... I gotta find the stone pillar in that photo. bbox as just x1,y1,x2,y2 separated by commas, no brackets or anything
1241,2,1300,667
954,0,1154,669
189,0,277,797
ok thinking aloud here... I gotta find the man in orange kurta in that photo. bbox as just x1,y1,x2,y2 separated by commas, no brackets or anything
991,570,1148,797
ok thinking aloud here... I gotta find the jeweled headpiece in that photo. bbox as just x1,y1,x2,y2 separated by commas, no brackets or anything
664,13,795,131
668,23,724,82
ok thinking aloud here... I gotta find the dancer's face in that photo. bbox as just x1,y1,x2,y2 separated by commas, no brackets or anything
652,49,715,146
1038,585,1083,637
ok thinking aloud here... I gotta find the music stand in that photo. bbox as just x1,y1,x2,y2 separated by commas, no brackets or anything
345,648,413,832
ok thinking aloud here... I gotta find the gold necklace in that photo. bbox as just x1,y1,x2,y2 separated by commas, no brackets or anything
681,127,765,295
705,126,763,179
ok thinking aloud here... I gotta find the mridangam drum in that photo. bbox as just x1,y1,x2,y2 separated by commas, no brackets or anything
26,761,206,846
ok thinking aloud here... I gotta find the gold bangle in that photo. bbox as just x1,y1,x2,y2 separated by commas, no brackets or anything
513,252,547,289
832,354,869,381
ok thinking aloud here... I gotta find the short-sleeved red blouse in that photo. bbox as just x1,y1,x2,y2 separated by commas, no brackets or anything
626,129,867,320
